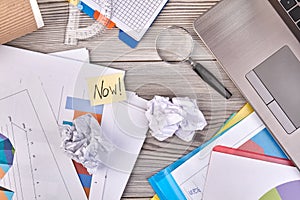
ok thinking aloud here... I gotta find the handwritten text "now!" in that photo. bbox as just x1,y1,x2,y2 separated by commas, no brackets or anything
87,73,126,106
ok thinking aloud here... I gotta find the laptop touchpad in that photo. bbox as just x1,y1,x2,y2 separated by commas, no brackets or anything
246,46,300,133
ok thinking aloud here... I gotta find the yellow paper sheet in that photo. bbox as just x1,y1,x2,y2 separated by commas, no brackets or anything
215,103,254,136
151,194,160,200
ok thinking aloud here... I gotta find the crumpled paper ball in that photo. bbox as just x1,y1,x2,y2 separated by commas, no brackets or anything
145,96,207,142
60,114,114,174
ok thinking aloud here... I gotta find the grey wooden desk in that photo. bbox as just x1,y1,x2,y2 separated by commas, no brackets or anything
8,0,246,199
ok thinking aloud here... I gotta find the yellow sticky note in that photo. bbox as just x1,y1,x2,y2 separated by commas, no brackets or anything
87,73,126,106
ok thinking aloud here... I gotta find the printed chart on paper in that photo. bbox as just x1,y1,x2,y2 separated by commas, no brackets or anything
0,90,75,200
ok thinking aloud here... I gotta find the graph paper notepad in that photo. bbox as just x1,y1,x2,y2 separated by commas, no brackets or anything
83,0,168,41
0,0,44,44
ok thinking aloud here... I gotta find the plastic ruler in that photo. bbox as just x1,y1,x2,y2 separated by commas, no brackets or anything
65,0,114,45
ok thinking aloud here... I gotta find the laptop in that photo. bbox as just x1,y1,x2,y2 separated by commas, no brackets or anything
194,0,300,168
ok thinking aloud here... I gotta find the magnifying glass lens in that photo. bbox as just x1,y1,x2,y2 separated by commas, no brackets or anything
156,26,194,63
155,26,232,99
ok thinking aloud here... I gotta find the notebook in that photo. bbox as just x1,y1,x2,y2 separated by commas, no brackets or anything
78,0,168,41
110,0,168,41
0,0,44,44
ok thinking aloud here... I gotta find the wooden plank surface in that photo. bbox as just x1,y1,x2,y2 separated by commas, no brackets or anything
7,0,246,199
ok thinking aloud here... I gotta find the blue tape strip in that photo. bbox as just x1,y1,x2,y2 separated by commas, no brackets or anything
118,30,139,48
78,174,92,188
63,121,73,126
149,173,186,200
78,1,95,19
65,97,103,114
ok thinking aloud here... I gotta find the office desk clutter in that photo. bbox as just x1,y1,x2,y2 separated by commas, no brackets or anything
145,96,207,142
3,0,300,199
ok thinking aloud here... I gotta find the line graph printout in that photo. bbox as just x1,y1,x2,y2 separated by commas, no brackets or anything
0,80,87,200
0,45,124,125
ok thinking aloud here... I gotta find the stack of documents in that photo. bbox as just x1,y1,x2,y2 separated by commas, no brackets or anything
0,45,149,199
148,103,294,200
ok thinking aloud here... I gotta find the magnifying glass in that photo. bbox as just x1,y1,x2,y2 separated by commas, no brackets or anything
156,25,232,99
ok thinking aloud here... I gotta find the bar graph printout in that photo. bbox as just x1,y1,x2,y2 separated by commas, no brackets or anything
0,79,87,200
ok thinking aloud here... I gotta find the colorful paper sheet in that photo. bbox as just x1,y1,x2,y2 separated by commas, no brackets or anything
260,180,300,200
0,133,14,179
0,187,14,200
0,133,15,200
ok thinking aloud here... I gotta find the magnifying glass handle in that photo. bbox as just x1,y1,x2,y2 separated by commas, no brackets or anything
190,60,232,99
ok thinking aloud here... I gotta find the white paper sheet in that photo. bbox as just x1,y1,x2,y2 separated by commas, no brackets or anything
89,95,148,200
50,48,90,62
203,146,300,200
0,77,87,200
51,48,149,200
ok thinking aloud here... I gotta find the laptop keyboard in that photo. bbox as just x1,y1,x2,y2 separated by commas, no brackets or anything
280,0,300,28
280,0,297,10
269,0,300,41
